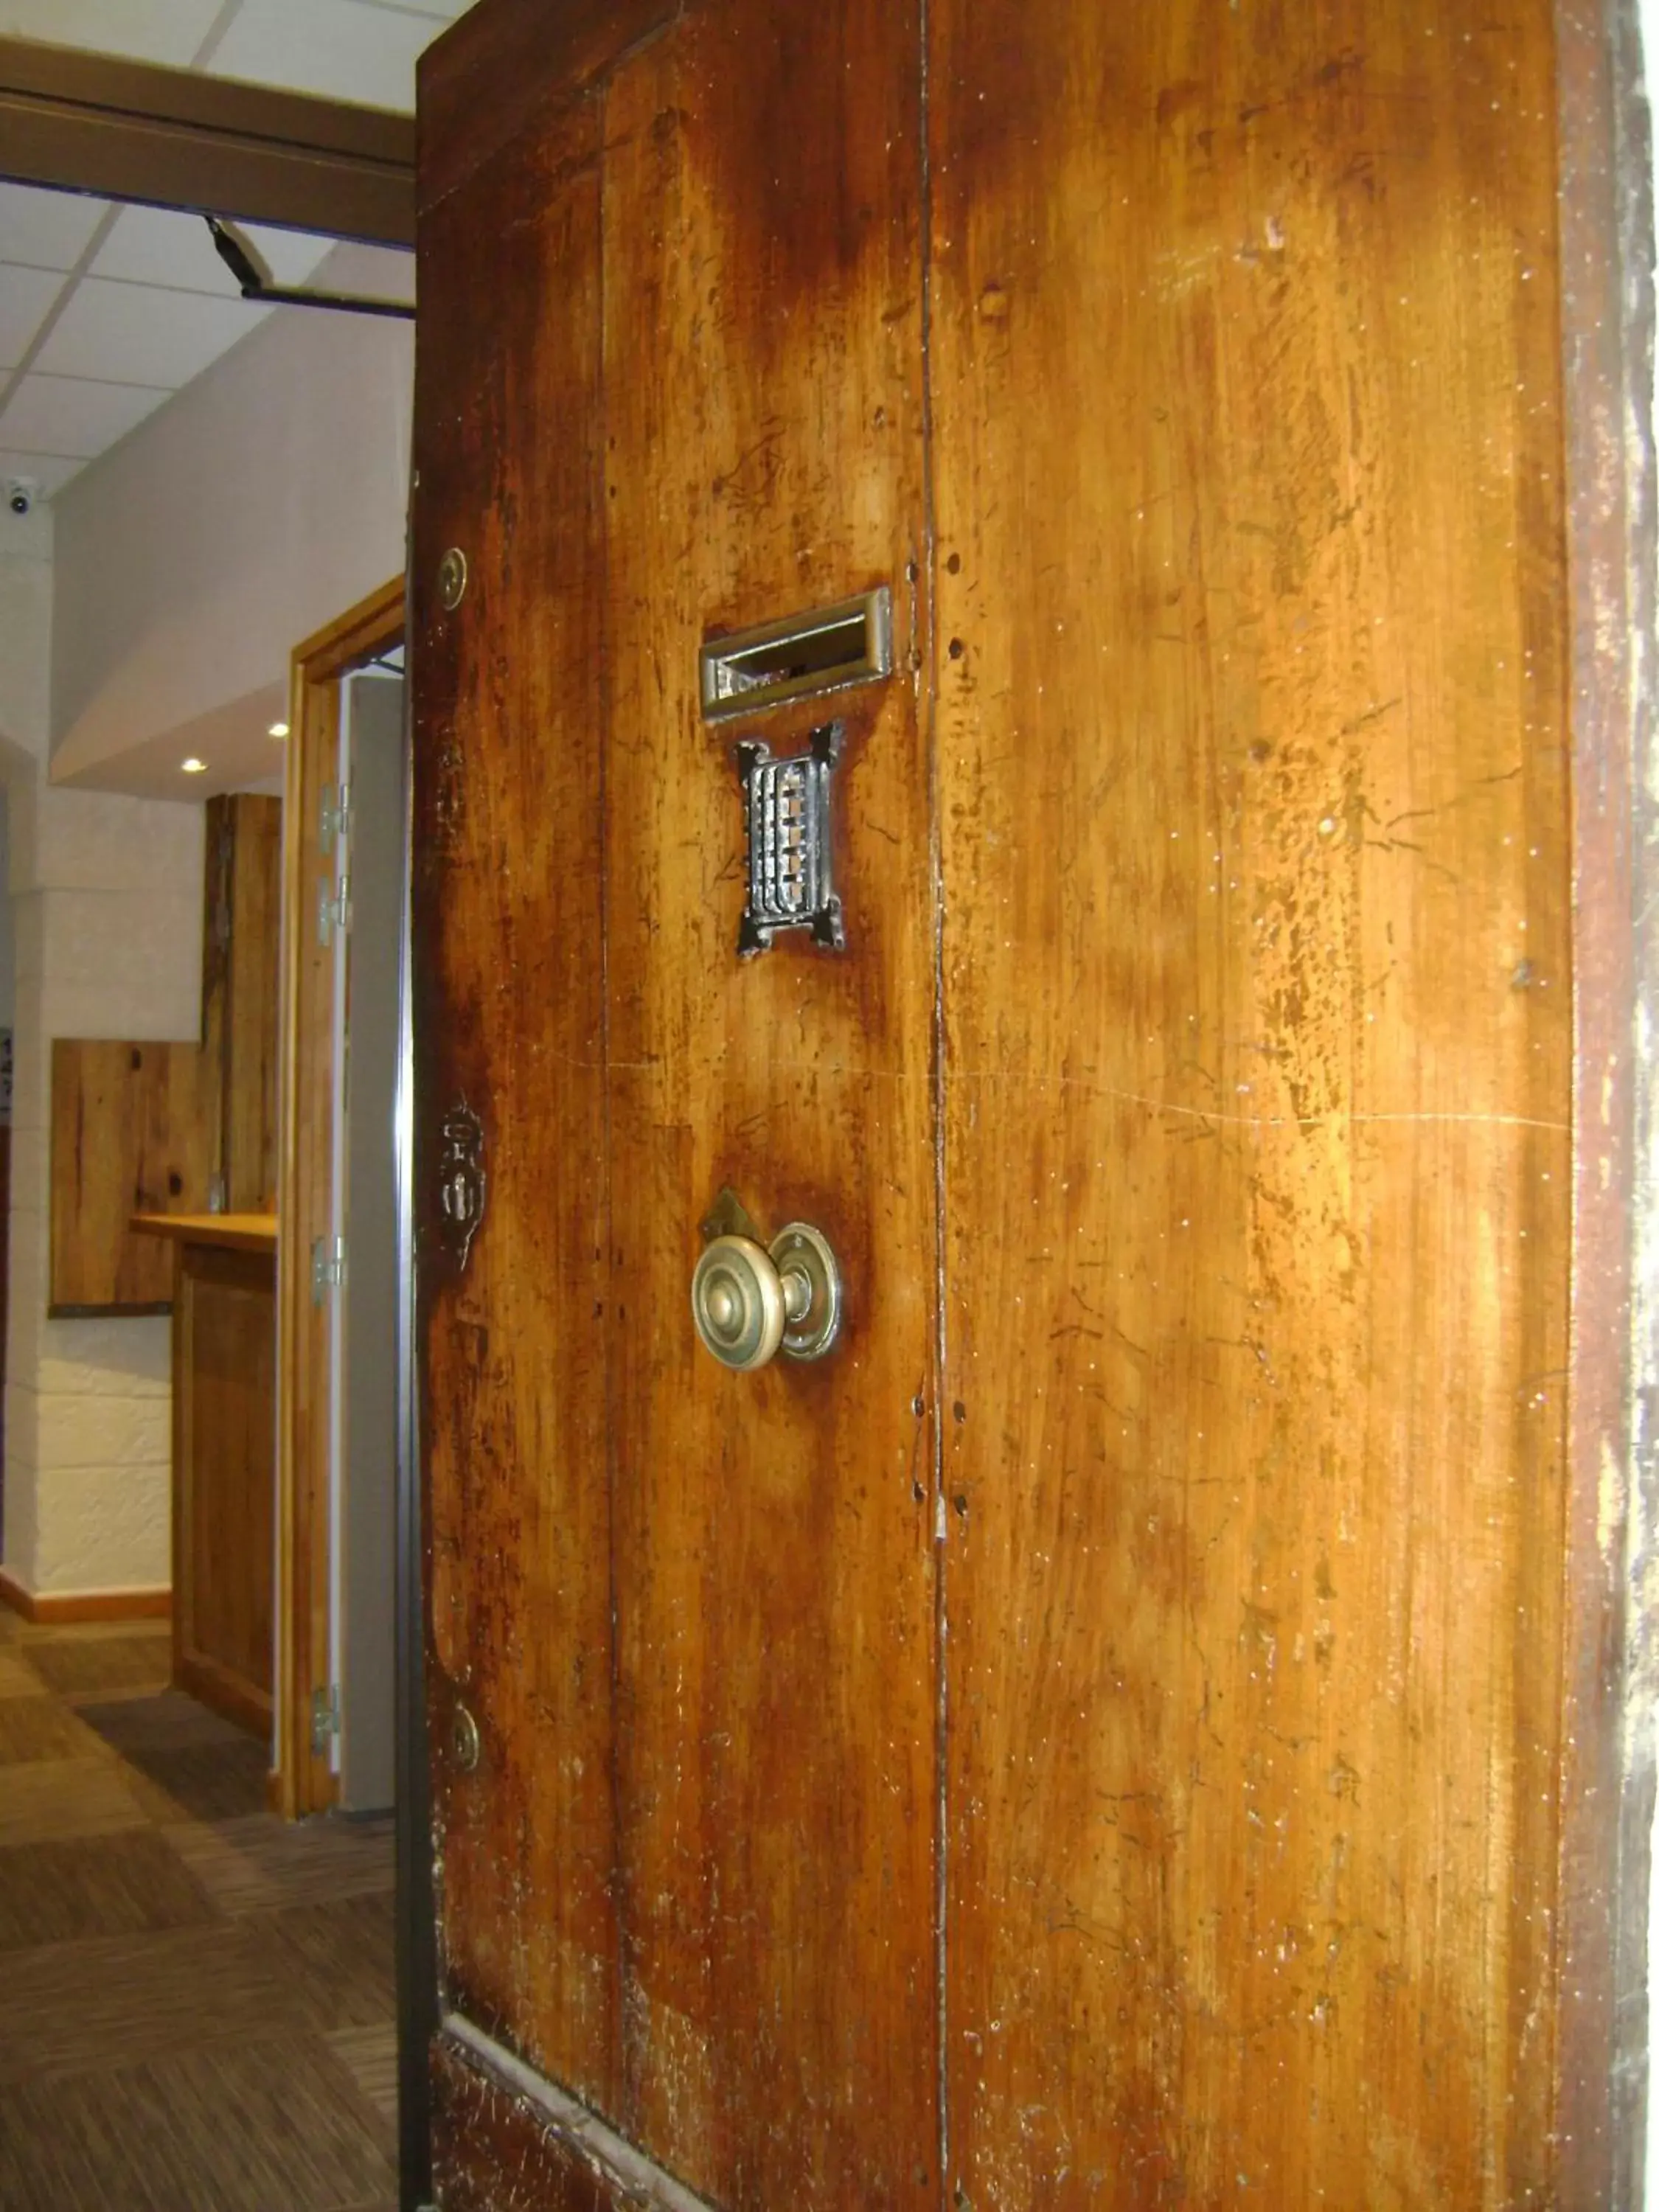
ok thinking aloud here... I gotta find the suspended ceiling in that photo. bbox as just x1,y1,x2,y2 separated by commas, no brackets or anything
0,0,465,502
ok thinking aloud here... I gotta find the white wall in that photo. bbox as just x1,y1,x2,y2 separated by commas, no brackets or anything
0,503,203,1598
50,242,413,782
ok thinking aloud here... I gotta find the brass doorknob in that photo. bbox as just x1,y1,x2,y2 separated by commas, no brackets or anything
691,1222,843,1371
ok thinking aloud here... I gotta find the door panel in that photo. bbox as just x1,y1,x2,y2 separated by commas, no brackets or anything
417,5,937,2205
414,92,619,2112
432,2038,631,2212
599,15,936,2204
931,4,1570,2205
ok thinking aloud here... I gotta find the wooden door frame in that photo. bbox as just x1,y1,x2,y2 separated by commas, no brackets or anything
275,573,406,1818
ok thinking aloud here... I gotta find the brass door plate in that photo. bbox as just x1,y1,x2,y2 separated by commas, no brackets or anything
700,587,891,721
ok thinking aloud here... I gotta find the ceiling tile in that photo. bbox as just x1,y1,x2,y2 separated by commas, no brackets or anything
207,0,439,110
0,0,226,66
0,373,169,460
0,450,84,499
0,184,109,274
31,276,262,390
0,263,66,372
91,206,335,297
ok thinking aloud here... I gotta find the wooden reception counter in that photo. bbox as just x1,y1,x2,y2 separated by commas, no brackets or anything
131,1214,277,1736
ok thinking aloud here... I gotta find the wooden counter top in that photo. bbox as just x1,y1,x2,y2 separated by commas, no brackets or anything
130,1211,277,1254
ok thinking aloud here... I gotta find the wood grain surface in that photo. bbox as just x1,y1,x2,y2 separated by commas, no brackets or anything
172,1240,276,1736
599,9,935,2202
277,648,344,1820
929,3,1571,2203
416,0,676,215
49,1040,215,1314
202,795,281,1213
131,1213,277,1254
432,2036,641,2212
414,86,620,2122
201,796,232,1186
414,4,937,2203
412,0,1615,2202
224,796,282,1214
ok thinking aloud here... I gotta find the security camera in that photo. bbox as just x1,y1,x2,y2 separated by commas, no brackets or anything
6,479,38,518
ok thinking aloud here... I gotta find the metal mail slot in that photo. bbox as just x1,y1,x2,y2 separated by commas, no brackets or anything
700,588,892,720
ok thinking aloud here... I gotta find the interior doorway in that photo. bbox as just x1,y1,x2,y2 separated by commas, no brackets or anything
276,573,433,2200
274,577,405,1821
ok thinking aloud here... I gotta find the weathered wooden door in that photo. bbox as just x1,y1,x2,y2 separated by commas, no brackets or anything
412,0,1622,2205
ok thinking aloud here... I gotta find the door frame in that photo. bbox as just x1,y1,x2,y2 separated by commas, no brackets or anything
274,573,406,1818
1555,0,1656,2197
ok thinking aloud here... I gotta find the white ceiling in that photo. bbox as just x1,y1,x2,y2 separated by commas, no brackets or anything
0,0,467,504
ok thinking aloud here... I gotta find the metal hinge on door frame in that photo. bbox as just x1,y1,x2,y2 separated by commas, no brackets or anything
310,1683,341,1755
317,875,350,946
319,781,352,854
311,1235,347,1304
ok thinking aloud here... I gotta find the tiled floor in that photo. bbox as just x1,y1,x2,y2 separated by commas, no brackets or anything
0,1610,400,2211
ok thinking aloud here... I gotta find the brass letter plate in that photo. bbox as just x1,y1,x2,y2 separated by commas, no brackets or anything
700,588,891,721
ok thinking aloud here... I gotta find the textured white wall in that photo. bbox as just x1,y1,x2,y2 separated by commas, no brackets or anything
0,501,204,1597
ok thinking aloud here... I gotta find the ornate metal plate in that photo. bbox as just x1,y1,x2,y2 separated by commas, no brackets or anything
734,721,845,958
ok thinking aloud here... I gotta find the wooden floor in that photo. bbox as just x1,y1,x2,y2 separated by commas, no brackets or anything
0,1611,399,2211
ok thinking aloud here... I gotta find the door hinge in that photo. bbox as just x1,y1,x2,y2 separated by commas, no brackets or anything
319,782,352,854
311,1235,347,1304
317,874,350,945
310,1683,341,1755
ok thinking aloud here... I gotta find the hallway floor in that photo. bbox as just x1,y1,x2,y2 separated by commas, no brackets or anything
0,1610,399,2211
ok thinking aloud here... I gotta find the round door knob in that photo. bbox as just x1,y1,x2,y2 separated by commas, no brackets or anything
691,1222,844,1371
692,1234,786,1371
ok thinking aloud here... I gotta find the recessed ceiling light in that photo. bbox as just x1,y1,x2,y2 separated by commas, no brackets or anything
181,758,207,774
267,720,289,739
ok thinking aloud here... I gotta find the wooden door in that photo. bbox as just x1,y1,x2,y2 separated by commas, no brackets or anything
413,1,1627,2205
412,3,938,2206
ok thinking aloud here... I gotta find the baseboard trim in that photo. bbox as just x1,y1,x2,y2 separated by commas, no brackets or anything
0,1570,173,1624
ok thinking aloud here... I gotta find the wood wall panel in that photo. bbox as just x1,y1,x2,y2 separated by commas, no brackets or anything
226,796,283,1213
599,13,936,2204
201,796,232,1166
412,92,619,2118
204,793,283,1214
49,1040,215,1313
173,1239,276,1734
930,4,1571,2205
